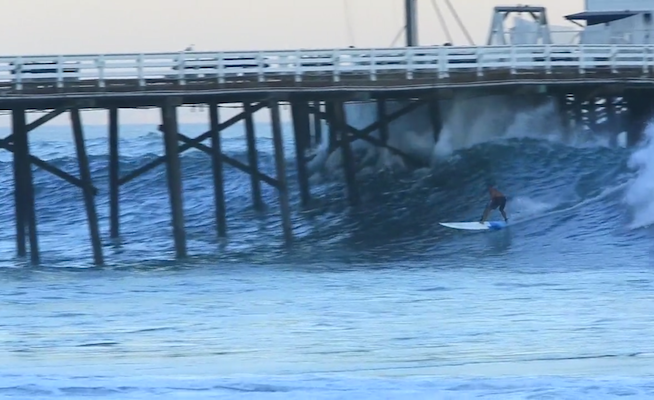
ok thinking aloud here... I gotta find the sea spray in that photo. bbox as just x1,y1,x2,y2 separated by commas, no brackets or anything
306,93,611,180
623,120,654,229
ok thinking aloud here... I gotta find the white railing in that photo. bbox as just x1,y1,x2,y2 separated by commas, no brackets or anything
0,44,653,91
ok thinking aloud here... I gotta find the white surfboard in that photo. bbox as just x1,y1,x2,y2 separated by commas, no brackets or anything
439,221,508,231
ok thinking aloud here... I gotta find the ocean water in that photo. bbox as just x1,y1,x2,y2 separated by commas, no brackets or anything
1,101,654,399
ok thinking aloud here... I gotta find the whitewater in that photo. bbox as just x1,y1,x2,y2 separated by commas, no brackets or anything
1,91,654,399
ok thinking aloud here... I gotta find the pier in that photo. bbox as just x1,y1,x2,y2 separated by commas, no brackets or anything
5,2,654,265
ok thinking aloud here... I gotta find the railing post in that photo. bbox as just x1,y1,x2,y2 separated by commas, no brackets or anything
545,44,551,74
438,46,448,79
578,44,585,75
97,56,106,88
333,49,340,83
643,46,649,75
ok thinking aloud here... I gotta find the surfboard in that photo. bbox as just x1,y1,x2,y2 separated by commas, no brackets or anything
439,221,508,231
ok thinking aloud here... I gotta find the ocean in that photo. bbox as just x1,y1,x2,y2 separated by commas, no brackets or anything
1,97,654,399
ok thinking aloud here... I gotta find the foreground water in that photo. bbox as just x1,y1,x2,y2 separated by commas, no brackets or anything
1,117,653,399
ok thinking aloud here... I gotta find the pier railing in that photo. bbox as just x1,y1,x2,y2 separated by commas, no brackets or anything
1,44,654,93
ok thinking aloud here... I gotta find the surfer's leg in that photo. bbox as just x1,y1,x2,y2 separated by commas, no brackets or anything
480,206,491,223
499,197,508,221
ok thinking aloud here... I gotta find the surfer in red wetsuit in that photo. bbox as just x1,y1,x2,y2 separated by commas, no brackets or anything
480,185,508,223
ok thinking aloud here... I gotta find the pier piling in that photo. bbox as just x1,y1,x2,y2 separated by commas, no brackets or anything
290,99,312,207
209,102,227,238
269,100,293,243
587,96,598,133
12,108,39,264
427,96,442,144
108,107,120,239
12,110,27,259
312,101,323,145
324,102,339,155
243,102,264,211
334,100,360,206
71,107,103,266
605,97,619,146
161,100,187,258
376,99,390,146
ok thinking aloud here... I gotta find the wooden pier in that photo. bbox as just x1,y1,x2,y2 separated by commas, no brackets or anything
4,43,654,265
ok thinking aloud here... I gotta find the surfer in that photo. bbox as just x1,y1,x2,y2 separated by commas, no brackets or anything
480,185,508,223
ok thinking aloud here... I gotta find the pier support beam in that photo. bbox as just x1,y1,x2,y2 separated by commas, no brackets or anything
324,101,339,155
12,124,26,258
108,107,120,239
315,100,424,168
122,102,267,186
269,100,293,243
427,96,442,144
71,108,103,266
290,99,312,207
377,99,390,145
573,95,584,136
12,108,39,264
605,97,619,147
334,100,360,206
587,96,598,133
243,102,264,211
209,102,227,238
376,98,391,166
312,101,323,146
161,100,187,258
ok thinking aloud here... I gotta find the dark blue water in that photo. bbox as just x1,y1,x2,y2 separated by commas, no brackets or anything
1,113,654,399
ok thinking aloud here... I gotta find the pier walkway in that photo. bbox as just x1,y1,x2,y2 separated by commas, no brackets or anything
1,44,654,106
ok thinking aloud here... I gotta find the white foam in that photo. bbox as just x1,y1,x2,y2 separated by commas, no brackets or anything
623,120,654,229
307,94,620,177
507,196,558,222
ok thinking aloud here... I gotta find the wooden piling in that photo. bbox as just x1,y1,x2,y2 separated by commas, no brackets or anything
556,93,572,140
605,97,618,147
209,102,227,237
312,101,323,145
573,94,584,135
160,100,187,258
587,96,597,133
269,100,293,243
70,107,104,266
12,108,39,263
333,100,360,206
290,99,311,207
243,102,263,211
324,101,338,154
108,107,120,239
376,99,390,145
427,96,442,144
11,111,26,258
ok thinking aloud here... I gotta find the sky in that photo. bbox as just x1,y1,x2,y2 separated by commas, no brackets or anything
0,0,585,127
